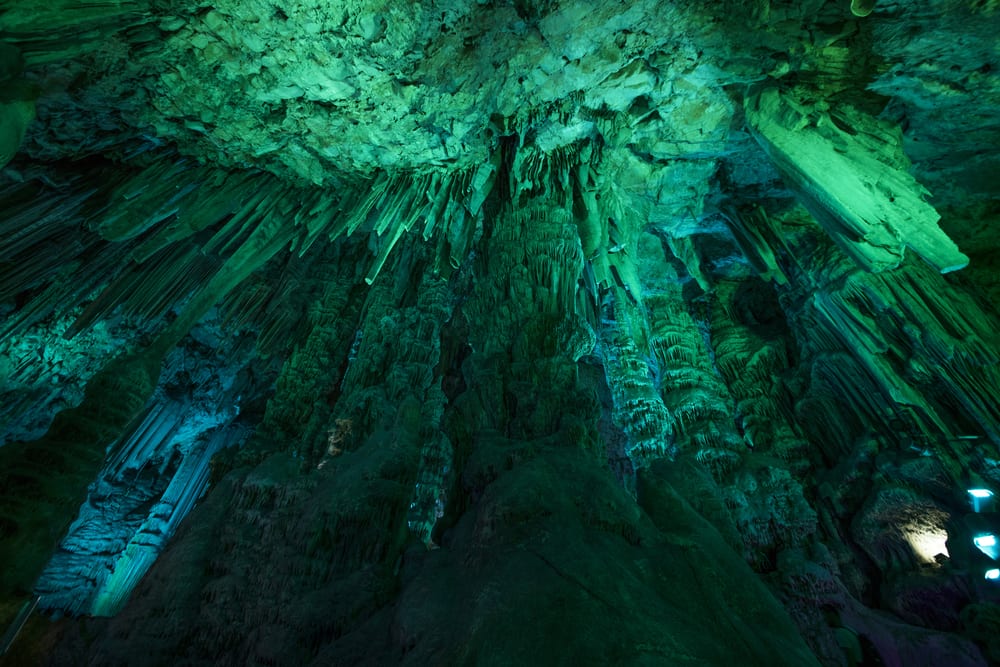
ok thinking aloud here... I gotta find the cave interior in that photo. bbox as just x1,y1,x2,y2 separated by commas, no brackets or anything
1,0,1000,665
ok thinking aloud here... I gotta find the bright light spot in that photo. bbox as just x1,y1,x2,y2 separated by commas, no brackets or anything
969,489,994,512
987,569,1000,580
974,534,1000,559
905,528,950,563
974,534,997,548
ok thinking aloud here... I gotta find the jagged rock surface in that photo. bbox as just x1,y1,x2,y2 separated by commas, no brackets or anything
1,0,1000,665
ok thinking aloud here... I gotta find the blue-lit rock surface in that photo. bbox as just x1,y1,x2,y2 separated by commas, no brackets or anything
33,310,260,617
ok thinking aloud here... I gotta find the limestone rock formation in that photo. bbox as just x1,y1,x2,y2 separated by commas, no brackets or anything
1,0,999,665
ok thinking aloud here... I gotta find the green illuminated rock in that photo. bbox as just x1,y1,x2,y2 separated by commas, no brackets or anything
746,85,968,274
1,0,999,665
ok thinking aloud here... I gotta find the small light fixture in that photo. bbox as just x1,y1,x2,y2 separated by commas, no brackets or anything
969,489,994,512
975,534,997,548
986,568,1000,581
974,534,1000,559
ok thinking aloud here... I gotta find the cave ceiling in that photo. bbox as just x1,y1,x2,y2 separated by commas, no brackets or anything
6,0,996,194
4,0,997,279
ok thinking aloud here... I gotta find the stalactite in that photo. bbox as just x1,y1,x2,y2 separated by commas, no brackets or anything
725,204,999,467
1,0,998,663
0,350,159,599
239,253,363,464
745,85,968,274
716,200,1000,662
600,313,676,464
707,280,821,570
0,155,355,613
625,227,744,470
33,308,259,617
0,2,154,65
709,278,804,463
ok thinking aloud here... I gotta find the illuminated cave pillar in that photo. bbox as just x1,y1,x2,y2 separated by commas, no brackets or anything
0,169,303,619
0,353,160,604
392,182,821,665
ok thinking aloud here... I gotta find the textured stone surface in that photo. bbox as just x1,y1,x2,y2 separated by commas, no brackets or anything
1,0,1000,665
